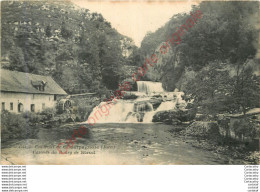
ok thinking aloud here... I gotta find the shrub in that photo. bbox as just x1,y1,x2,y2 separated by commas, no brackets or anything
70,97,96,121
77,106,90,121
22,111,43,124
233,118,258,140
40,107,56,120
41,107,56,116
185,121,220,139
1,111,39,143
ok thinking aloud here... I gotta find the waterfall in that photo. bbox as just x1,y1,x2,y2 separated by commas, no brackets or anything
137,81,164,94
134,102,153,113
142,101,178,123
142,111,156,123
86,81,187,124
88,101,135,123
156,101,177,111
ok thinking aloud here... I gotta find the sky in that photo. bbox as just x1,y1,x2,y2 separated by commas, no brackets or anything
72,1,197,47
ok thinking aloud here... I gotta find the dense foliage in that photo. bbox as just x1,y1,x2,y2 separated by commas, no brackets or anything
136,1,259,115
1,111,39,142
2,1,136,94
139,2,258,70
1,1,259,116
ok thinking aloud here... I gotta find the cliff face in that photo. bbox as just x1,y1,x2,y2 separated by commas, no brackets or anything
143,42,185,91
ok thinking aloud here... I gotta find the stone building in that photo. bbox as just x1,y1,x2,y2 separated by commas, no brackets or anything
0,69,67,113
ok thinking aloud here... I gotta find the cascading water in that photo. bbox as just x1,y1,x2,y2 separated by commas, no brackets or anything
87,81,187,124
137,81,164,95
142,111,156,123
90,101,135,123
124,102,152,123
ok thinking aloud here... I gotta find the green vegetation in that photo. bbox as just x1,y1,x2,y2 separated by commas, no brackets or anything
1,1,136,94
135,1,259,116
184,62,260,116
1,111,40,142
233,118,259,140
2,1,259,119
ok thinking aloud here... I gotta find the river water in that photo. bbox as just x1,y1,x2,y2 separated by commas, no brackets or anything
1,123,245,165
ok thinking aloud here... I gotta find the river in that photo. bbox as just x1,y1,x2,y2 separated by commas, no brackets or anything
1,123,246,165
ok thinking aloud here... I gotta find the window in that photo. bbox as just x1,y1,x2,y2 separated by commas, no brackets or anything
18,103,24,112
10,103,13,111
31,104,35,112
1,102,5,111
31,80,46,92
42,103,45,110
54,95,57,101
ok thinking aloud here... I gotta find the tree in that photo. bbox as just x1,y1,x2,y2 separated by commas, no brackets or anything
184,62,234,115
96,32,124,90
8,27,45,74
8,47,26,71
182,1,258,70
1,1,133,94
45,25,52,37
61,21,72,39
232,66,259,115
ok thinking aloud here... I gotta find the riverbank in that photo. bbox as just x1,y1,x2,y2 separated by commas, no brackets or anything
1,123,257,165
169,127,259,164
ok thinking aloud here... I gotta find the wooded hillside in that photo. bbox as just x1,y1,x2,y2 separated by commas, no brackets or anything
1,1,136,94
135,1,259,115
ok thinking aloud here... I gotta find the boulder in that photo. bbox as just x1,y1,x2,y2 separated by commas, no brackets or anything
177,109,197,122
153,108,196,124
149,98,163,110
122,94,138,100
185,121,220,138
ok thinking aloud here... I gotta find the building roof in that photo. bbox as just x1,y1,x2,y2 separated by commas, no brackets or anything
1,69,67,95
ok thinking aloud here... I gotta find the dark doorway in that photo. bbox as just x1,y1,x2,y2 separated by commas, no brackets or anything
18,103,24,112
31,104,35,112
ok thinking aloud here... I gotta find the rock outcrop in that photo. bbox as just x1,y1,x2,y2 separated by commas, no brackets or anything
153,108,196,125
185,121,220,138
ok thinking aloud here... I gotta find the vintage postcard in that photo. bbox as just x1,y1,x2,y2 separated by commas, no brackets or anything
1,0,259,165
